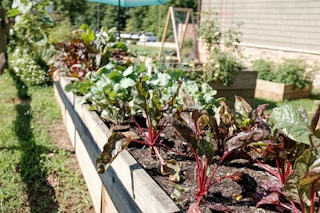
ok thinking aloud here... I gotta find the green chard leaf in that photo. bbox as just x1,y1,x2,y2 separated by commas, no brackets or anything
269,104,312,145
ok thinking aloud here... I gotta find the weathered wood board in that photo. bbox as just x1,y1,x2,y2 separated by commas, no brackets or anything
255,79,311,102
53,75,180,213
208,70,257,107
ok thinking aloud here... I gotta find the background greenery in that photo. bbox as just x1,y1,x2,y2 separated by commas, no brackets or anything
2,0,198,39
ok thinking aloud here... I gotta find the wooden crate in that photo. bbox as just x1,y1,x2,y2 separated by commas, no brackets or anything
208,70,257,107
53,75,180,213
255,79,311,102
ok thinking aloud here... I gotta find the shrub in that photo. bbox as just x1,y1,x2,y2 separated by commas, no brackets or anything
196,12,244,86
11,51,50,86
252,58,311,89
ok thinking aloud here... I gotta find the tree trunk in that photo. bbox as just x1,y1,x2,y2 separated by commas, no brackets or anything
0,7,9,74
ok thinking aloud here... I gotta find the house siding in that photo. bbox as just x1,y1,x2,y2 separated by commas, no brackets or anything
201,0,320,54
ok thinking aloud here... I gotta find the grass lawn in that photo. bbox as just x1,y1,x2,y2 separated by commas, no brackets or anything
0,71,93,212
129,44,176,59
254,93,320,122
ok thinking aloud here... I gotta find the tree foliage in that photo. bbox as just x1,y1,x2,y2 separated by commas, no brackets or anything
50,0,197,35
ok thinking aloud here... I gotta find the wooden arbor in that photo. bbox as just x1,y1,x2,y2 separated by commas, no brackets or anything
158,7,196,63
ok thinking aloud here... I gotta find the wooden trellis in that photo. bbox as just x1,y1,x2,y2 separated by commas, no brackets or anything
158,7,196,63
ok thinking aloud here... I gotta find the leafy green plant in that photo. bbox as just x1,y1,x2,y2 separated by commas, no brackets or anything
250,104,320,212
168,109,246,212
49,24,129,80
252,58,311,89
93,67,218,172
7,0,55,85
196,12,244,86
10,51,50,86
83,63,143,125
130,69,184,167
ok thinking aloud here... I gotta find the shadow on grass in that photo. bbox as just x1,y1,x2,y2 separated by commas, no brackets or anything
9,70,59,212
253,98,278,109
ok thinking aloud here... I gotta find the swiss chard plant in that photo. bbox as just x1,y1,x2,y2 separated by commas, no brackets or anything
168,109,249,212
251,104,320,213
129,69,185,168
66,63,145,125
49,24,130,80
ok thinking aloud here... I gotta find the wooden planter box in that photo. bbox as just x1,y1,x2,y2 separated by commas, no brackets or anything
53,75,180,213
207,70,257,107
255,79,311,102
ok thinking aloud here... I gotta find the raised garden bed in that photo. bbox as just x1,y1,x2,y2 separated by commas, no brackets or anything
53,75,180,213
53,73,285,213
53,71,320,213
208,70,257,107
255,79,311,102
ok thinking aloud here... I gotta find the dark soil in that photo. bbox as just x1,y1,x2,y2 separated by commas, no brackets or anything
124,123,288,213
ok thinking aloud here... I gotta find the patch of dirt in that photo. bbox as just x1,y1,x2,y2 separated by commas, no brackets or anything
126,123,289,213
47,121,95,213
48,121,74,152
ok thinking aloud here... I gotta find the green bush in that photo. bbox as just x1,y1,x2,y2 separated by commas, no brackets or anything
252,58,311,89
11,50,50,86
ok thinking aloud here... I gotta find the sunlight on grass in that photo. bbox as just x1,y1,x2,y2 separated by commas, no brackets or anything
0,71,92,212
254,92,320,122
129,44,175,59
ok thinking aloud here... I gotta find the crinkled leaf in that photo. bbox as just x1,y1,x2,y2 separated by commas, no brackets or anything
256,192,280,208
204,202,232,212
163,159,181,182
96,132,131,173
108,70,121,81
234,95,252,118
270,104,312,145
197,137,215,161
293,149,312,176
120,78,135,89
168,116,197,147
299,171,320,192
135,63,147,74
104,88,117,99
180,112,197,133
170,184,190,200
284,174,300,202
98,63,114,75
196,114,209,132
156,72,172,87
224,129,271,153
123,66,133,76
